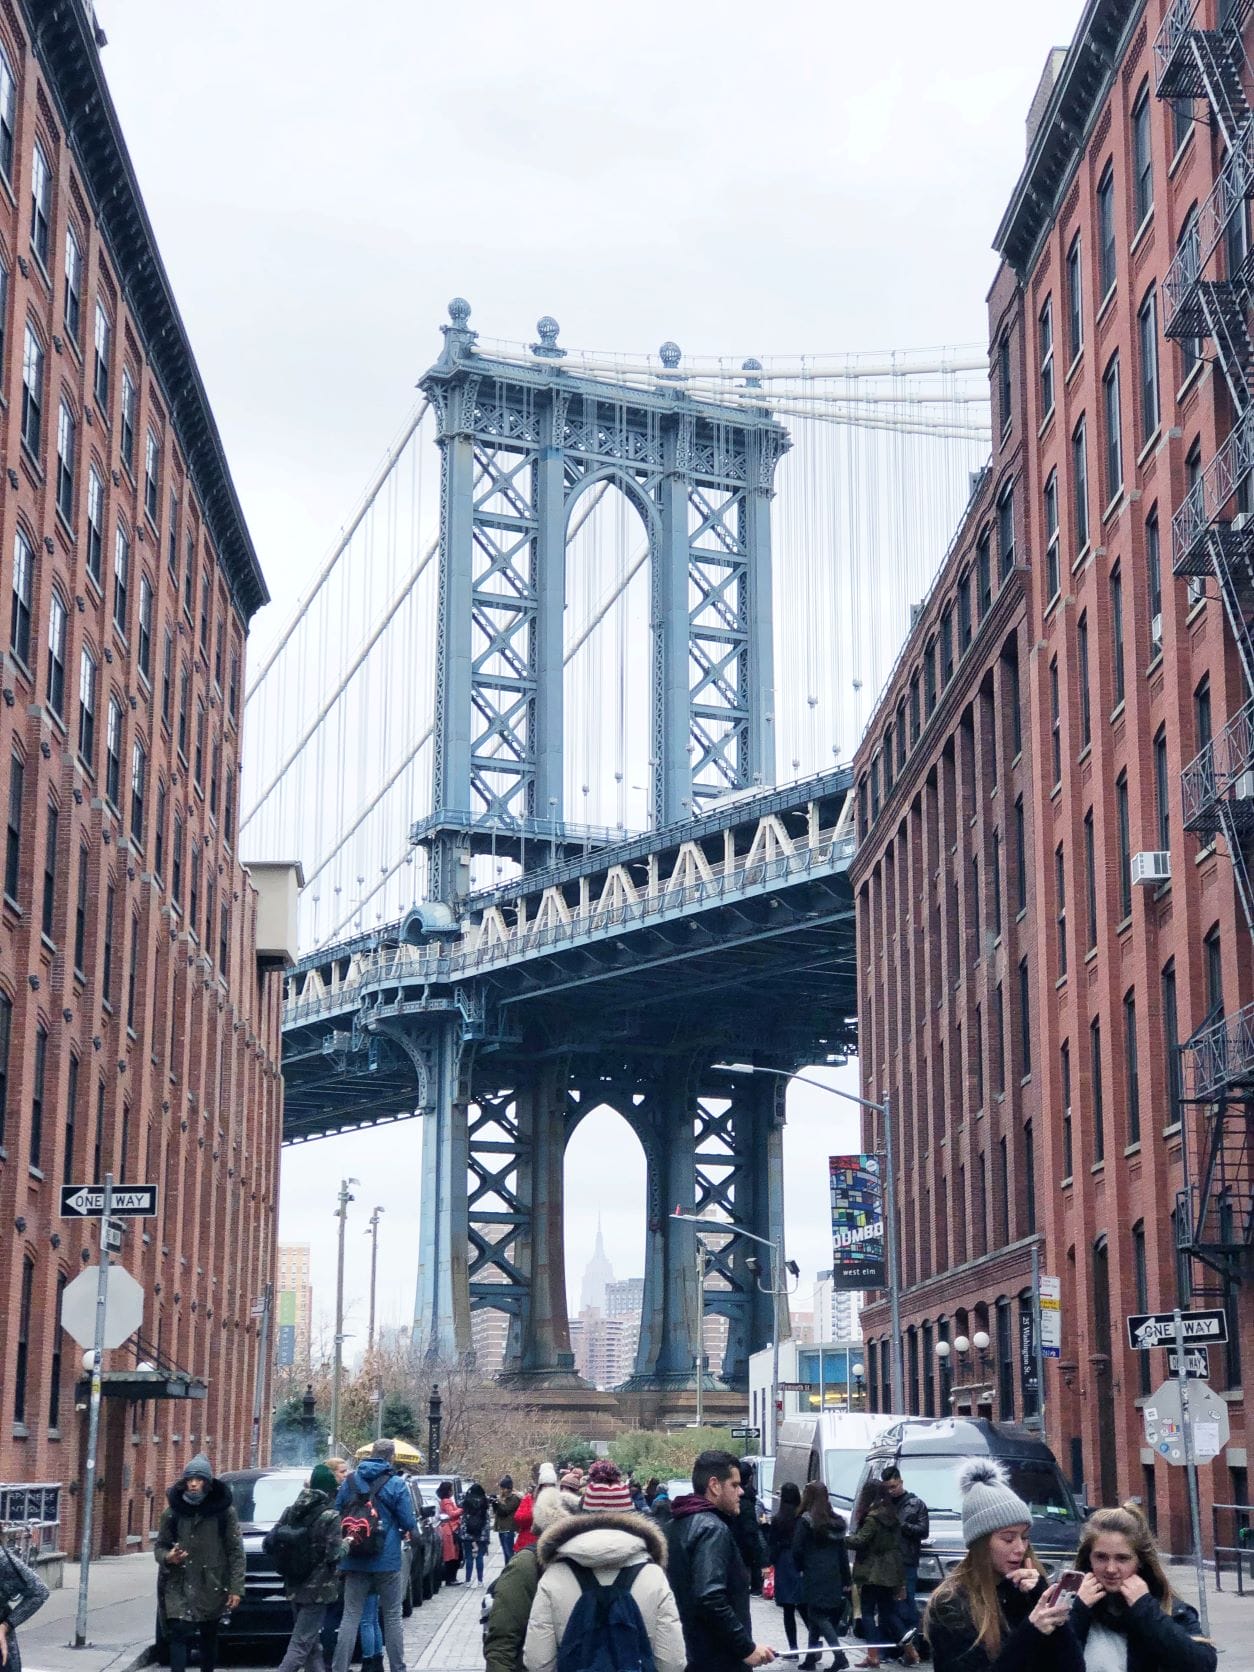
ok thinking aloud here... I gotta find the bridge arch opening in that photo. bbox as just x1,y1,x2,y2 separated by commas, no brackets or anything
563,477,653,836
563,1101,647,1389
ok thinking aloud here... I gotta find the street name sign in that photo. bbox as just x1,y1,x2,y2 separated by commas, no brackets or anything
1142,1379,1229,1464
104,1219,123,1254
1125,1309,1228,1349
1167,1348,1210,1379
1040,1274,1061,1358
60,1183,158,1219
730,1426,761,1441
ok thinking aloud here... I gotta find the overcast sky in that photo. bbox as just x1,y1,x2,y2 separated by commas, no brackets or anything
95,0,1086,1346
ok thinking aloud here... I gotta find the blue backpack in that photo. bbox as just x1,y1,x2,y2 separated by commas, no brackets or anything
555,1563,656,1672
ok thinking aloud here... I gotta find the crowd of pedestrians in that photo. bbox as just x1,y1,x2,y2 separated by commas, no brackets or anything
130,1440,1224,1672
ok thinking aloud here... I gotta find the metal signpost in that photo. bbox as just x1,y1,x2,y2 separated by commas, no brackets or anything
74,1174,112,1649
250,1285,272,1468
1129,1307,1230,1638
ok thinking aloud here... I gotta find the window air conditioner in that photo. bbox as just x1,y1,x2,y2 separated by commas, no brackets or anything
1131,850,1172,885
1235,771,1254,799
1150,613,1163,649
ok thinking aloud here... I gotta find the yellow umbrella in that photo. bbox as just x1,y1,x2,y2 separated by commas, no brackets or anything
354,1437,425,1467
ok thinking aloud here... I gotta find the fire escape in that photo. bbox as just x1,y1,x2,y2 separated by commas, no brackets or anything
1155,0,1254,1304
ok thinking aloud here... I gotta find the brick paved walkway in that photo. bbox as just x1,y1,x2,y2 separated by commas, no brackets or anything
408,1548,506,1670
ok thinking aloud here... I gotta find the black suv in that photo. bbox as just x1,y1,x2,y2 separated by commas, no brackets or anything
850,1418,1084,1599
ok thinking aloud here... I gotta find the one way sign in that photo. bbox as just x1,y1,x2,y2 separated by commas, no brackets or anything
59,1183,158,1219
1126,1308,1228,1349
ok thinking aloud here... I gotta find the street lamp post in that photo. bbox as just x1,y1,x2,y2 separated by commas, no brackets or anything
427,1384,443,1473
851,1359,866,1411
712,1062,905,1414
330,1177,359,1454
672,1210,799,1455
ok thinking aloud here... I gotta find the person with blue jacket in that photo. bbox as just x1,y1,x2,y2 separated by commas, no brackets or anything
330,1440,417,1672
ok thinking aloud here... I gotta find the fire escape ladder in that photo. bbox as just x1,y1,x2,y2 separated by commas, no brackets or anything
1181,1002,1254,1284
1199,276,1254,408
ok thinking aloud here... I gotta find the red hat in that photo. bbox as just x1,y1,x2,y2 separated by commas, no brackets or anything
581,1460,633,1512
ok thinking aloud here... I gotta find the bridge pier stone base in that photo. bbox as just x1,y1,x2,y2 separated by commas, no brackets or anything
414,1022,473,1361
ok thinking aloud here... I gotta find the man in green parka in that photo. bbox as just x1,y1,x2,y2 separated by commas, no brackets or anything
154,1452,245,1672
482,1483,576,1672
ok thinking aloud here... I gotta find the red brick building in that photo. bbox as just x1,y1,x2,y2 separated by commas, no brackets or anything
0,3,286,1557
855,0,1252,1553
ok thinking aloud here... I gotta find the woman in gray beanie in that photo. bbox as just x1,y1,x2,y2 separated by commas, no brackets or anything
923,1460,1080,1671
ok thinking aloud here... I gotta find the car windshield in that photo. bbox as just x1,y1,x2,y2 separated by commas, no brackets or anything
892,1458,1077,1521
824,1450,870,1509
228,1474,306,1527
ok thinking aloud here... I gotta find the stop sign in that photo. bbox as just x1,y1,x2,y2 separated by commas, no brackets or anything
60,1264,145,1349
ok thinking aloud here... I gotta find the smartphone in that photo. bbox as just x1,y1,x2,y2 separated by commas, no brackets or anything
1046,1569,1084,1605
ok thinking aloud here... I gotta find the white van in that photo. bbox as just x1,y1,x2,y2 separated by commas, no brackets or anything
774,1411,906,1517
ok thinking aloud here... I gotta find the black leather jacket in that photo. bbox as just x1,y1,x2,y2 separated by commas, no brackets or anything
894,1489,930,1563
666,1497,754,1671
1070,1590,1217,1672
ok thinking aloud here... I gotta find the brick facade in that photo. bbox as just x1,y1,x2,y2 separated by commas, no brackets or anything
854,0,1252,1555
0,3,282,1554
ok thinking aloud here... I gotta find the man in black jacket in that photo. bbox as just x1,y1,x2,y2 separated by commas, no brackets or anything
667,1450,776,1671
882,1465,929,1629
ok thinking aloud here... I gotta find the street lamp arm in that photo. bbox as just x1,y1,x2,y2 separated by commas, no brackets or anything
710,1061,887,1115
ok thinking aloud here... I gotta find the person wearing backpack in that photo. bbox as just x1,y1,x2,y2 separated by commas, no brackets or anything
461,1482,492,1586
522,1461,685,1672
484,1483,579,1672
266,1463,346,1672
154,1453,245,1672
330,1439,417,1672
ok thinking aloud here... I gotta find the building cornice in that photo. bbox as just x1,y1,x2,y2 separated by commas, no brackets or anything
29,1,269,621
994,0,1146,277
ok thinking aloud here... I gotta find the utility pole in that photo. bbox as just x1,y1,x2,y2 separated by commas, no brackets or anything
367,1206,384,1352
330,1178,359,1454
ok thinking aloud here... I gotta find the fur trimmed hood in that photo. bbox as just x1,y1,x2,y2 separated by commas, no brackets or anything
531,1485,582,1535
536,1507,668,1570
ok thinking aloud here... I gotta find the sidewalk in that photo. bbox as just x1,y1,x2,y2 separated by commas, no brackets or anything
17,1554,154,1672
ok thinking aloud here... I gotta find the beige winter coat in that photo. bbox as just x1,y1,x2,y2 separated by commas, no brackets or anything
522,1509,685,1672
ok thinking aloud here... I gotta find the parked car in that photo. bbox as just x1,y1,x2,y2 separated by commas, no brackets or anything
408,1473,464,1504
849,1417,1084,1599
398,1474,442,1603
155,1465,424,1660
774,1410,905,1517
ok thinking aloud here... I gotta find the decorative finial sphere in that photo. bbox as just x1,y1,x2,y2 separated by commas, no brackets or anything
659,340,682,369
742,357,763,371
448,297,472,325
537,315,560,344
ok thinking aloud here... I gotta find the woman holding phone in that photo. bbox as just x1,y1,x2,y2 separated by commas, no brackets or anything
922,1460,1080,1672
1070,1503,1215,1671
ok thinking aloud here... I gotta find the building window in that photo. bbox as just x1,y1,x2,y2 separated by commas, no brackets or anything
228,649,240,723
10,528,34,666
113,524,129,637
997,1299,1014,1421
1055,843,1068,976
1111,565,1125,707
909,674,921,743
0,990,10,1148
73,848,87,973
1147,507,1162,652
64,224,82,343
1067,232,1083,360
1178,208,1202,375
1044,471,1060,599
30,140,51,269
126,922,138,1031
214,619,224,690
1084,809,1097,949
93,302,111,412
21,324,44,455
102,883,115,999
1173,97,1193,154
154,779,167,878
1024,1121,1036,1233
1132,1221,1151,1395
184,535,195,616
991,827,1003,937
161,630,174,726
1072,415,1089,552
1018,956,1031,1075
30,1023,46,1167
998,331,1012,433
976,532,992,618
998,481,1015,574
1039,296,1054,418
1124,989,1141,1146
63,1053,79,1188
994,982,1006,1095
1091,1018,1105,1164
941,606,953,683
1196,677,1213,766
5,754,24,903
50,1271,66,1429
55,401,76,524
144,429,160,523
41,801,57,940
78,649,97,767
924,640,936,713
1205,923,1224,1020
223,766,235,848
1163,959,1181,1127
135,583,154,691
957,572,972,653
1132,85,1153,226
1062,1039,1073,1176
209,739,220,818
168,489,180,577
1078,611,1091,749
120,369,136,473
1014,796,1026,913
0,43,14,182
13,1257,33,1424
189,843,201,927
1097,163,1116,298
1154,727,1170,853
1102,353,1123,502
86,467,104,585
0,261,6,378
1116,772,1132,919
1138,288,1160,441
130,740,146,846
105,697,122,808
1049,656,1061,786
177,663,190,759
194,700,206,790
200,570,211,652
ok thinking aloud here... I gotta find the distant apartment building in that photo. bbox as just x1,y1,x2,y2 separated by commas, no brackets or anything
812,1273,863,1343
275,1244,313,1369
570,1306,632,1389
